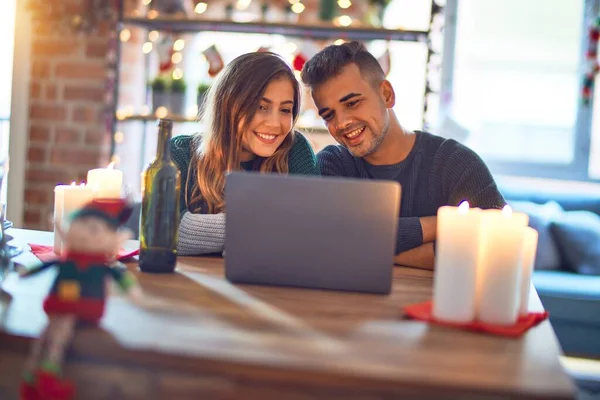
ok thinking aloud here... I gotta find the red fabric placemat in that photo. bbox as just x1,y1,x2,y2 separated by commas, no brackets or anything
28,244,139,263
403,300,549,338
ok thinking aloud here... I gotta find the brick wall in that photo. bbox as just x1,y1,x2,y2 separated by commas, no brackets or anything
22,1,137,229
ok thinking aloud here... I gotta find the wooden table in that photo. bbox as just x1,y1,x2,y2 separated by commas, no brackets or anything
0,229,576,399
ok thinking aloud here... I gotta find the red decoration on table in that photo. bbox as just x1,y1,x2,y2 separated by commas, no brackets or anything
403,300,549,338
28,244,139,264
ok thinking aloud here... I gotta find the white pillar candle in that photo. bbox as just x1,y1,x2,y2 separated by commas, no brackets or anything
433,202,481,323
477,206,529,325
87,162,123,198
519,227,539,317
53,185,65,254
53,182,94,254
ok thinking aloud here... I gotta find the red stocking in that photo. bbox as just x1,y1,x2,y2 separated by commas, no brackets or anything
203,45,224,77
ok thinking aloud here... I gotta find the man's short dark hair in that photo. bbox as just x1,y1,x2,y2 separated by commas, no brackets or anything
300,41,385,90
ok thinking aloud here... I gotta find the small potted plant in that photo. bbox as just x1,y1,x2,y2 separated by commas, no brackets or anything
365,0,391,27
170,77,187,115
151,76,169,112
197,83,211,110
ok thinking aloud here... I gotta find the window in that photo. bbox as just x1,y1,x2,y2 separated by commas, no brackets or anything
0,0,16,204
443,0,598,181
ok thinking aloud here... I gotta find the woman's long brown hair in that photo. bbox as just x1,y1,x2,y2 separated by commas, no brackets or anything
186,52,301,214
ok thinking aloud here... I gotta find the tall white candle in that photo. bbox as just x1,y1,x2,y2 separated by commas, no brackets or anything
433,202,481,323
477,206,529,325
87,162,123,198
53,182,94,254
519,227,539,317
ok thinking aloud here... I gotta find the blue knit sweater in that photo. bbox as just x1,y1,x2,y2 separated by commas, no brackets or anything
317,131,506,254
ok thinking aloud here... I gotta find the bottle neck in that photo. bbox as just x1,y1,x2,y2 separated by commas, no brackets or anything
156,124,172,161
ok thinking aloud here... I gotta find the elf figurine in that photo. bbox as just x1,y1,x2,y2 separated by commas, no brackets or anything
19,198,143,400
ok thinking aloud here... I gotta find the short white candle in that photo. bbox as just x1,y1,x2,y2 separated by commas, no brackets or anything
53,186,65,254
519,227,539,317
87,162,123,198
477,206,529,325
433,201,481,323
53,182,94,254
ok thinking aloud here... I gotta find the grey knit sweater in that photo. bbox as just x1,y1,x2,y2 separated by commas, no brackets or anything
171,131,319,255
317,131,506,254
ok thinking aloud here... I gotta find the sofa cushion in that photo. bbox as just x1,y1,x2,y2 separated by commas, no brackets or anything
509,200,563,271
533,270,600,326
551,211,600,275
500,182,600,215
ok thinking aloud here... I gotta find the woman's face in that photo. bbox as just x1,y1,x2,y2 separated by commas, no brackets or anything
240,77,295,161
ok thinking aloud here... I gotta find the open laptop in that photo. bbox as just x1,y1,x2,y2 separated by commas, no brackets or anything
224,172,401,294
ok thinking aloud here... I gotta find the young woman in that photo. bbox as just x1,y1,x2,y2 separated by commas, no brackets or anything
171,51,319,255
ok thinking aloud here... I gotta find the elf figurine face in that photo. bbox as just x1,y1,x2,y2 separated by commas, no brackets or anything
60,214,130,257
57,198,133,257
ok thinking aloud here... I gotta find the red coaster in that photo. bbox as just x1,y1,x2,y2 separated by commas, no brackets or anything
403,300,549,338
28,244,139,264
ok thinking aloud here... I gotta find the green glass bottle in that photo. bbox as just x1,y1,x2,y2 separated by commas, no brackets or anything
139,119,181,273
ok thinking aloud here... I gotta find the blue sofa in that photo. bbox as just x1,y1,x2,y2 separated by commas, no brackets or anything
499,178,600,358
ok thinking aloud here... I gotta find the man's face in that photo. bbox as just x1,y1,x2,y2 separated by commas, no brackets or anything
311,63,394,158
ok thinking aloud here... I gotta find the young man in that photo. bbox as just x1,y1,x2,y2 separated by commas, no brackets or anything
301,41,505,270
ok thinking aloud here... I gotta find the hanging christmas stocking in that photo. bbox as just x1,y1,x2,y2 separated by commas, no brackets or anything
203,45,224,77
377,46,391,77
293,41,319,72
156,36,175,74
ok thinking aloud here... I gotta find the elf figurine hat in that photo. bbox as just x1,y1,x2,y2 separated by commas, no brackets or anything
68,198,133,230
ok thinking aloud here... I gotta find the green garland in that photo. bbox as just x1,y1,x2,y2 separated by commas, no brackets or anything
583,15,600,105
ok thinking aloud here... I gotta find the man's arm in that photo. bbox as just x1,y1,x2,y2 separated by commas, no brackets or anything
178,212,226,255
394,243,435,270
420,216,436,243
439,142,506,209
318,147,438,254
394,215,436,254
317,145,346,176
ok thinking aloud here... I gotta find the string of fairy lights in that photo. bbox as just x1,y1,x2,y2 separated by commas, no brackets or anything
115,0,366,121
111,0,443,153
132,0,360,26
